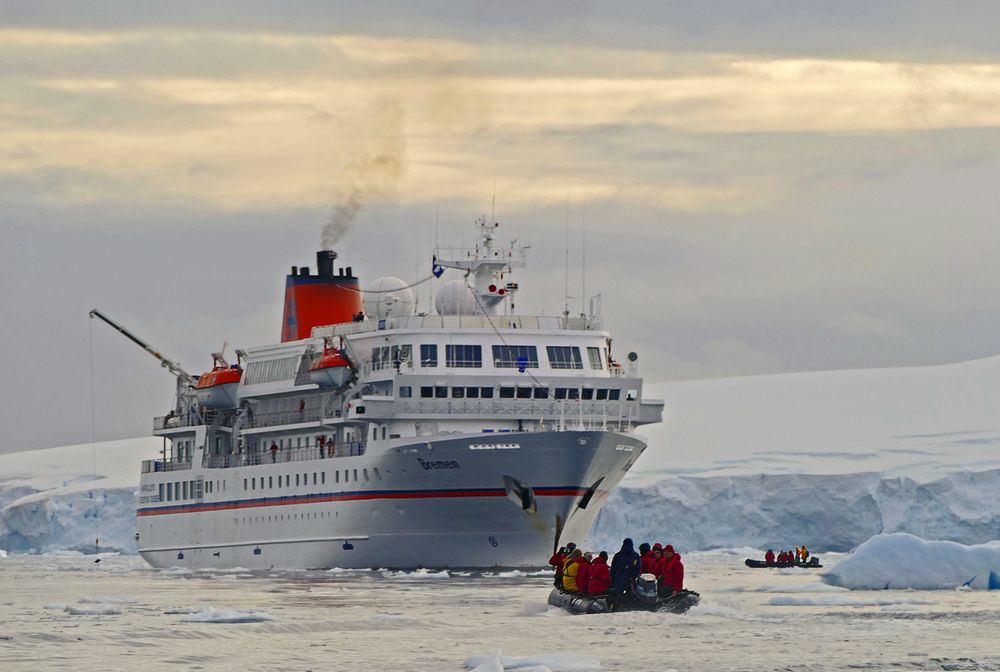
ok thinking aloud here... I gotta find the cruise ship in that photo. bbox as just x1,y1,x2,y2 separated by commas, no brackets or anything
110,220,663,569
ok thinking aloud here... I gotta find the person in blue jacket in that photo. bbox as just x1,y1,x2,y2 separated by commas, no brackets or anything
610,538,641,594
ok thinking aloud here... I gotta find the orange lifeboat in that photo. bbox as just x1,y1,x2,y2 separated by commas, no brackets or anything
310,344,353,388
195,363,242,409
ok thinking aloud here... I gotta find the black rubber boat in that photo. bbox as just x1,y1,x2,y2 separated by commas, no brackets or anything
547,577,700,615
745,558,822,569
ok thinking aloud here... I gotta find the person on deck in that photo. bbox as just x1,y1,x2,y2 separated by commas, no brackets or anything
765,549,776,565
588,551,611,594
801,546,809,562
661,545,684,593
549,547,567,587
562,549,583,592
610,538,641,594
576,552,593,594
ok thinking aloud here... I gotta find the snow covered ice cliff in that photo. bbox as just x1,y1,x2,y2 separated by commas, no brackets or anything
3,355,1000,555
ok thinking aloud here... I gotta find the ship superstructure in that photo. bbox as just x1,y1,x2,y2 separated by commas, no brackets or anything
119,219,663,569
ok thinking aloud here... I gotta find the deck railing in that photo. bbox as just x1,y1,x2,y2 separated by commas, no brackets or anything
141,457,194,474
202,441,367,469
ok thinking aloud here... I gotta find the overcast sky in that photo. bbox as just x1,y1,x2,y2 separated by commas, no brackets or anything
4,1,1000,453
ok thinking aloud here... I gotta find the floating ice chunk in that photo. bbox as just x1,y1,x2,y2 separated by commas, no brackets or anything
78,596,137,604
492,570,551,578
823,533,1000,590
383,569,451,579
326,567,369,574
178,607,274,623
0,549,7,558
64,605,122,615
465,651,601,671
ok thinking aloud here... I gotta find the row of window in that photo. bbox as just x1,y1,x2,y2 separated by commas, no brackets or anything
405,385,625,401
158,467,385,503
242,467,382,492
160,480,203,503
377,344,606,371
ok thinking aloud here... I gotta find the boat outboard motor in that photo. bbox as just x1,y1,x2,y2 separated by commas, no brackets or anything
633,573,659,609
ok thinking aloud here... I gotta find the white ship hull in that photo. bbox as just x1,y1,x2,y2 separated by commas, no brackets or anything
137,430,645,569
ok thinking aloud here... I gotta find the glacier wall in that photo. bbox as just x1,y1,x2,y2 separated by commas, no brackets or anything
0,486,138,554
587,469,1000,553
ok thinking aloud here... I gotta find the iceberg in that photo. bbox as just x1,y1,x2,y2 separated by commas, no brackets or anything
822,533,1000,590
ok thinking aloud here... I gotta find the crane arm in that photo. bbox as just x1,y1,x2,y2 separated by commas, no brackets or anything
89,308,197,386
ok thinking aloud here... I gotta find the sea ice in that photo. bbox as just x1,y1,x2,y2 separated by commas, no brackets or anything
822,533,1000,590
64,605,122,615
465,650,601,671
178,607,275,623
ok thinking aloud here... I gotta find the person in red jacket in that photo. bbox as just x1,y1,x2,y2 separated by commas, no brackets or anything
661,545,684,593
649,545,665,581
576,551,593,594
587,551,611,594
549,547,567,587
639,543,653,574
644,543,663,574
765,549,776,565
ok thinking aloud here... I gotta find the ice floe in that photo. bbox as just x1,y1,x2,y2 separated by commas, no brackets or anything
178,607,274,623
465,650,601,671
823,533,1000,590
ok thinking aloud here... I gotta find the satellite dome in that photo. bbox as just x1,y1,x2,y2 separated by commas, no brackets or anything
363,277,415,319
435,280,478,316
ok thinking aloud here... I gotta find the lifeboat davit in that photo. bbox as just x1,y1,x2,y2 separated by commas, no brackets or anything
195,364,242,409
310,346,353,388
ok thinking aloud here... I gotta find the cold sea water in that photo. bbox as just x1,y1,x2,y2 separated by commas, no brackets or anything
1,551,999,672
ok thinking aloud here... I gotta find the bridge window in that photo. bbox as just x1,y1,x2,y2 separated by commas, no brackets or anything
451,386,465,398
399,385,412,398
390,344,412,368
567,388,579,400
546,346,583,370
516,387,532,399
609,389,621,401
466,386,480,398
420,386,433,398
596,389,608,400
499,386,515,399
159,483,165,502
420,344,438,367
435,386,447,398
587,346,603,370
534,387,550,399
446,344,482,368
582,388,594,400
491,345,538,368
166,482,173,501
554,388,568,400
371,346,391,370
480,387,494,399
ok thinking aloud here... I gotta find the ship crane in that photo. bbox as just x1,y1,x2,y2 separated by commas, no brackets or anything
88,308,197,387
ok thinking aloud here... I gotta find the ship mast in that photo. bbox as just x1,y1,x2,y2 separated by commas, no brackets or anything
433,217,527,315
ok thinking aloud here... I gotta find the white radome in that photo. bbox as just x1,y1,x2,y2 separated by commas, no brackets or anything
434,279,478,316
363,277,415,319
